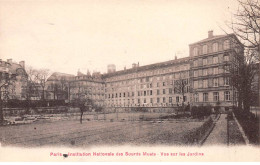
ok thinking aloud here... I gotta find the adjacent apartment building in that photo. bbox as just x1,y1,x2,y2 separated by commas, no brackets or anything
0,59,27,100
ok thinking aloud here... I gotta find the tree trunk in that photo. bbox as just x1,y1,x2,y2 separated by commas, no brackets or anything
238,91,243,110
243,91,251,113
0,99,3,124
80,111,83,124
42,87,45,100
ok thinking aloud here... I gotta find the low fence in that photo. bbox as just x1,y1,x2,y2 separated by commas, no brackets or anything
183,116,214,145
2,106,181,117
250,106,260,118
105,107,179,113
2,106,70,116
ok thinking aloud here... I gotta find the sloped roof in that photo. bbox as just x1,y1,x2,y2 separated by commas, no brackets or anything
103,56,190,78
48,72,74,81
189,35,227,45
77,71,86,76
9,63,26,75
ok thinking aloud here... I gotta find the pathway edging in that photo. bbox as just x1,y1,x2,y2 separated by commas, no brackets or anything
232,112,250,145
200,114,220,146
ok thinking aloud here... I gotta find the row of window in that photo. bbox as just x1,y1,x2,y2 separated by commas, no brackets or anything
193,40,230,56
193,77,230,88
106,88,183,99
106,79,190,92
106,71,189,87
193,66,230,77
106,65,190,82
194,91,231,102
193,55,229,67
106,96,187,105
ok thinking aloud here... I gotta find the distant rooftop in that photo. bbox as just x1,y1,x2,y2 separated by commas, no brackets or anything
189,31,235,45
48,72,75,81
103,56,190,78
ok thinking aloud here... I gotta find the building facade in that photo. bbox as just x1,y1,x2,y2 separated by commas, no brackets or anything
69,71,105,107
42,31,245,111
46,72,74,100
189,31,244,110
0,59,27,100
103,57,191,110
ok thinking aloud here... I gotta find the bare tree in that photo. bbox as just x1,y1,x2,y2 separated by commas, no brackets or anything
227,0,260,59
174,76,189,114
229,48,258,111
71,81,94,124
25,67,40,102
225,0,260,112
79,98,93,124
0,73,16,124
36,69,51,100
59,77,70,100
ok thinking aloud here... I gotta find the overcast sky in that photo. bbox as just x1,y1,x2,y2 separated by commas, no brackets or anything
0,0,238,75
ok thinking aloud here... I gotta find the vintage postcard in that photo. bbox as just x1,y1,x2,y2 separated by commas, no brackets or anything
0,0,259,162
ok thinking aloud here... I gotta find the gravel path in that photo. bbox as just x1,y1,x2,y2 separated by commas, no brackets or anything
203,114,228,146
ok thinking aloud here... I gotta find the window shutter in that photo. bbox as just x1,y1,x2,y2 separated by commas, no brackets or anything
219,54,223,63
199,80,203,88
208,78,213,87
208,68,213,75
198,58,203,66
219,77,224,86
208,56,213,64
219,65,224,74
198,69,202,76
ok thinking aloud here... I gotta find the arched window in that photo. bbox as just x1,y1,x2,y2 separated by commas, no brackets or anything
213,42,218,52
202,45,208,54
224,40,230,50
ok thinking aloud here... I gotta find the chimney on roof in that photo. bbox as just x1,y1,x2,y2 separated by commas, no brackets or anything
137,62,139,67
208,30,213,38
87,69,91,76
19,61,25,68
77,69,81,76
175,55,177,60
124,66,126,70
7,59,12,64
107,64,116,73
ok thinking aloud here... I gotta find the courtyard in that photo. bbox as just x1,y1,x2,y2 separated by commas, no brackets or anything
0,113,204,148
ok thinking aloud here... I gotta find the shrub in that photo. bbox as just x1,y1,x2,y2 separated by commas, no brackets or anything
191,105,212,118
184,116,214,144
233,108,259,144
191,106,198,117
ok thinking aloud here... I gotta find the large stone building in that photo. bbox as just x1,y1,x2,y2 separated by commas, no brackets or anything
0,59,27,100
69,71,105,107
0,31,248,114
103,57,191,110
46,72,74,100
44,31,244,111
189,31,244,110
100,31,244,111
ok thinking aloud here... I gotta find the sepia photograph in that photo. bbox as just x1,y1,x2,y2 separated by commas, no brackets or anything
0,0,259,162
